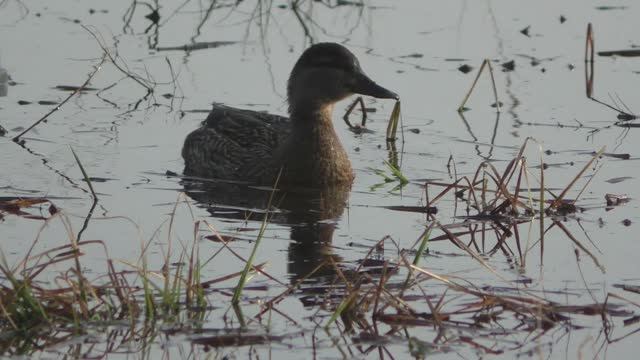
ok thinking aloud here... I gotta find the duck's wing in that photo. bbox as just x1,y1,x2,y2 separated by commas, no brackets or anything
182,104,291,180
202,105,290,149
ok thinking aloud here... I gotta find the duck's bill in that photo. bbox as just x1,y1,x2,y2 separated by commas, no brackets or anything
352,72,399,100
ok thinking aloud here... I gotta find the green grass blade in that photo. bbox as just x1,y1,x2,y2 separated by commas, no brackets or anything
325,291,358,328
232,170,281,304
386,100,401,141
383,160,408,185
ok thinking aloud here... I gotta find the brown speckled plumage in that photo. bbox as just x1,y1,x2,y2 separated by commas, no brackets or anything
182,105,290,183
182,43,397,188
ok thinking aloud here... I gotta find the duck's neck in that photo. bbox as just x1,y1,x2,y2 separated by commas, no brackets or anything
289,103,335,130
278,104,354,187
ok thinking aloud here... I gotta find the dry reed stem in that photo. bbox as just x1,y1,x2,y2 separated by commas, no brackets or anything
549,146,605,209
486,60,501,112
386,100,402,141
554,221,604,272
457,59,501,112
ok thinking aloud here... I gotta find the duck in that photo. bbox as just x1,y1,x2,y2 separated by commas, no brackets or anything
181,42,398,188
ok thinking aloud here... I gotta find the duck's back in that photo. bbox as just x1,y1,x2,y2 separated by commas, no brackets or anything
182,105,291,181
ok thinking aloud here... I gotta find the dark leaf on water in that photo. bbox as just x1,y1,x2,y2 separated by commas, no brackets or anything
502,60,515,72
156,41,237,52
55,249,82,258
615,122,640,128
596,152,630,160
348,125,374,134
48,203,59,215
236,227,259,232
0,197,51,219
514,278,533,284
399,53,423,59
38,100,59,105
192,334,281,347
595,6,627,10
605,177,632,184
617,113,637,121
204,234,237,242
145,10,160,24
82,177,114,183
54,85,98,91
0,198,49,210
624,315,640,326
352,332,390,345
458,64,473,73
383,205,438,214
377,313,434,326
357,258,387,267
337,0,365,6
598,49,640,57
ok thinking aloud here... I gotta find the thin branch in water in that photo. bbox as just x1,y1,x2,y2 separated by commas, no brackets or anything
82,25,155,93
12,53,107,143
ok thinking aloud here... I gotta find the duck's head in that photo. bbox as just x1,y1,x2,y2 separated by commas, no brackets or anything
287,43,398,113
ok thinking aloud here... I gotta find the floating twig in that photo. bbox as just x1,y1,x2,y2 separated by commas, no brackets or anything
12,53,107,143
549,146,605,209
82,25,154,94
598,49,640,57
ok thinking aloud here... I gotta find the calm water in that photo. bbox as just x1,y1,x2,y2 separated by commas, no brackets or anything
1,0,639,358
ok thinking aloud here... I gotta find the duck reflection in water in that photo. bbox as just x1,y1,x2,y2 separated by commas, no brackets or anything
181,43,397,282
182,182,351,282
